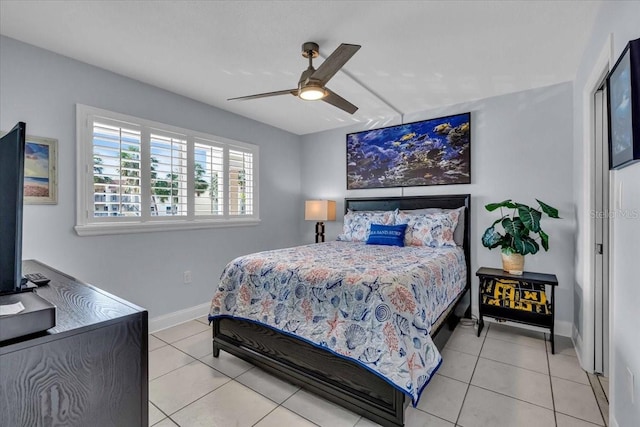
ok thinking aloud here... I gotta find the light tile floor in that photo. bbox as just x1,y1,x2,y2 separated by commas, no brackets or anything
148,318,608,427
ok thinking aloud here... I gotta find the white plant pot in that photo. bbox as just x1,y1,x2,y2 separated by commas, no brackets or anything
502,252,524,275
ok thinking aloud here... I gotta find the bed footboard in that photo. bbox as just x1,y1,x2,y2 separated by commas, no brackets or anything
212,317,406,427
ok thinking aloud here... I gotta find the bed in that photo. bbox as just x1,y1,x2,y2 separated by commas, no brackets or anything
209,194,471,427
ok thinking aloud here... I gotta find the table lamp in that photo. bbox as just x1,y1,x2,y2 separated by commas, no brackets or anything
305,200,336,243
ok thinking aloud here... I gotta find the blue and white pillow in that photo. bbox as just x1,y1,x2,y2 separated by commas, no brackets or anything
395,210,460,247
366,224,408,247
337,210,396,242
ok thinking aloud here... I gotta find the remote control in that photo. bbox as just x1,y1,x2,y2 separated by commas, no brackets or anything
24,273,51,286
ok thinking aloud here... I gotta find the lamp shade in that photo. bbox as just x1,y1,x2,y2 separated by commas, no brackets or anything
305,200,336,221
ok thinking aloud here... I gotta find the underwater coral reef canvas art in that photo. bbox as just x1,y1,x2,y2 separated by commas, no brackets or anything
347,112,471,189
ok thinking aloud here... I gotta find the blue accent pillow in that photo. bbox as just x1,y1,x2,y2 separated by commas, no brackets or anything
366,224,408,247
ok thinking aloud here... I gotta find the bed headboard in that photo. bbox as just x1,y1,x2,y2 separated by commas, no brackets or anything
344,194,471,290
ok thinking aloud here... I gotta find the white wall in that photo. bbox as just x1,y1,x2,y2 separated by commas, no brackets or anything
0,36,303,320
572,2,640,426
301,82,576,336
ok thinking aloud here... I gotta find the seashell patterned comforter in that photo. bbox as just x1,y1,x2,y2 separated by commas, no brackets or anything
208,241,467,405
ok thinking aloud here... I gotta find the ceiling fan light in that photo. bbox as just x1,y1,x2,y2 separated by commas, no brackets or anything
299,86,327,101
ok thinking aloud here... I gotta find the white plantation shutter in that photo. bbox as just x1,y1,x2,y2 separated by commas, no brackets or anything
77,105,259,235
194,141,224,216
92,121,142,218
229,149,254,216
150,133,188,217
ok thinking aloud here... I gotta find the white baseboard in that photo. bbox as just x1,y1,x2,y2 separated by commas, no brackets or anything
150,302,575,338
483,317,572,337
573,325,587,371
149,302,210,333
555,320,572,338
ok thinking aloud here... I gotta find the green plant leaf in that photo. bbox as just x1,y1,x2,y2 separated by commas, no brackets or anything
481,226,503,249
512,236,525,254
485,199,516,212
518,206,542,232
513,236,539,255
502,217,524,237
536,199,560,218
539,229,549,251
501,246,515,256
524,236,540,255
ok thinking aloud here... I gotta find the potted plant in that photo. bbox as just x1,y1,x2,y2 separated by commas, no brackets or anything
481,199,560,275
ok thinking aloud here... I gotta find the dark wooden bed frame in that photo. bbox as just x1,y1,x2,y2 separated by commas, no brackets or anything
211,194,471,427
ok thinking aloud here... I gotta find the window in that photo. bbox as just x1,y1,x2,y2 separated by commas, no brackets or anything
76,105,259,236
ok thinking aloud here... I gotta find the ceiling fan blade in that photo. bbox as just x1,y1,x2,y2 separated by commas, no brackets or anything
311,43,361,85
228,89,298,101
323,89,358,114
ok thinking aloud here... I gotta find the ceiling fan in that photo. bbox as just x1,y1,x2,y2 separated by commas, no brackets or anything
228,42,361,114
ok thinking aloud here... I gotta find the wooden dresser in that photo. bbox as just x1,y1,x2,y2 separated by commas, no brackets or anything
0,260,148,427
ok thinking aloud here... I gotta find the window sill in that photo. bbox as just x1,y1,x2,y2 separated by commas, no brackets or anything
74,218,261,236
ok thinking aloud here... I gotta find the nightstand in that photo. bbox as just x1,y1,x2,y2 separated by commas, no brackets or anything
476,267,558,353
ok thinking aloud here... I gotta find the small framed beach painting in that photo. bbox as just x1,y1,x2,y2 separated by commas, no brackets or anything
346,112,471,189
24,135,58,204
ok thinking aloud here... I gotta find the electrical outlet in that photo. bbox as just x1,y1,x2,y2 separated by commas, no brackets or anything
183,270,192,284
628,366,635,404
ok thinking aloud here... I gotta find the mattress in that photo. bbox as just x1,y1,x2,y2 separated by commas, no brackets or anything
209,241,467,405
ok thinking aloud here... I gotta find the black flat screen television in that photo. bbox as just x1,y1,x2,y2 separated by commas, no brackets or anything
607,38,640,170
0,122,28,294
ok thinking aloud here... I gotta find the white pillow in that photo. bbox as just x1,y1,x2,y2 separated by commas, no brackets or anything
395,209,461,247
337,210,396,242
399,207,465,246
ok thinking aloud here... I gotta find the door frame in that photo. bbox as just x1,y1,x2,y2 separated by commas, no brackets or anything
593,84,610,376
576,33,613,374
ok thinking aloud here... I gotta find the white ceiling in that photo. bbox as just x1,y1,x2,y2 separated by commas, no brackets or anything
0,1,601,135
